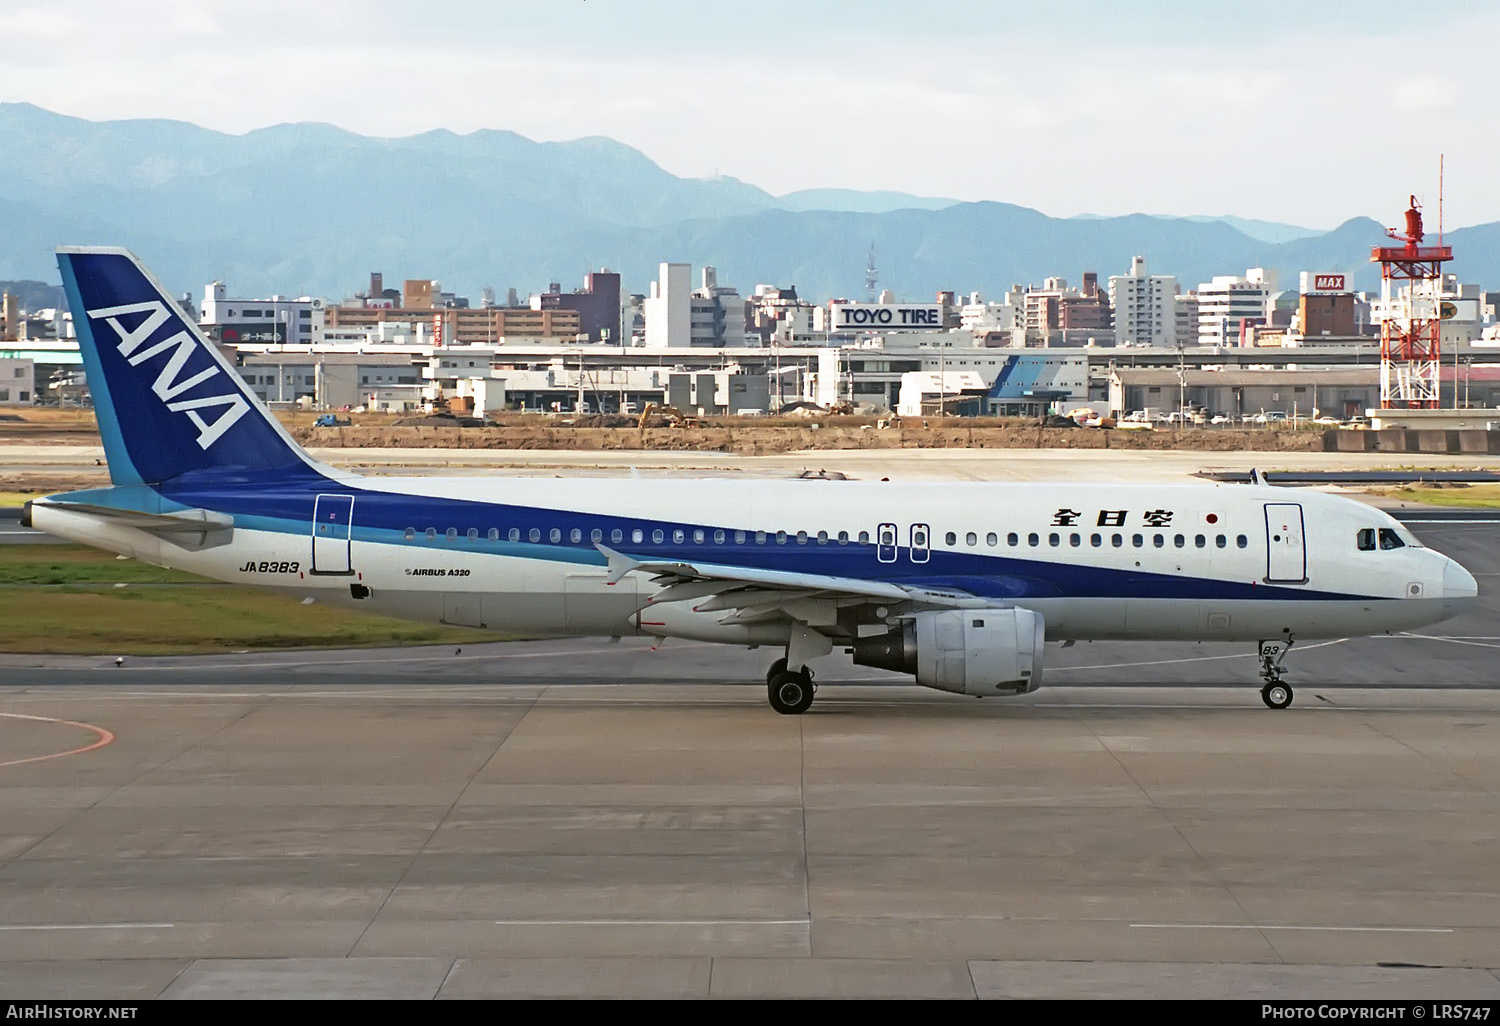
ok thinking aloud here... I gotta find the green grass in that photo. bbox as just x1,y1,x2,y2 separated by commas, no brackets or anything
0,545,517,654
1375,484,1500,509
0,545,209,585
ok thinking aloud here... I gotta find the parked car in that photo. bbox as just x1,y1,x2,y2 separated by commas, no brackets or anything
1209,414,1233,425
1312,415,1341,426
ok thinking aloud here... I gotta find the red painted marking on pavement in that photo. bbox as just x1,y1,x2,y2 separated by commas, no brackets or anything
0,712,116,768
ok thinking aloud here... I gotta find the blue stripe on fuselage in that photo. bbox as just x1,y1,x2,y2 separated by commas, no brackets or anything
137,473,1370,604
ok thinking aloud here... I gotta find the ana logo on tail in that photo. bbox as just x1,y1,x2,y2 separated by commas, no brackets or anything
86,300,250,450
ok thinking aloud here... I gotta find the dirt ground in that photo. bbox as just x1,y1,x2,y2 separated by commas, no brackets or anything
1,405,1328,457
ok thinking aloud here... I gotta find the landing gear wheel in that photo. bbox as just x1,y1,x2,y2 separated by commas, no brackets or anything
1261,681,1293,710
766,658,787,686
768,670,815,715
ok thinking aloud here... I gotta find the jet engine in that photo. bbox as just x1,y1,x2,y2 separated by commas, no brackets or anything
852,607,1044,696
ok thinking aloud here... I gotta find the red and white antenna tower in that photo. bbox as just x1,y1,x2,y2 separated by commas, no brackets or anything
1371,191,1452,408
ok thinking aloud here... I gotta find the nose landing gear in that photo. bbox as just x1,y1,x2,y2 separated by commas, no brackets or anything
1258,639,1294,709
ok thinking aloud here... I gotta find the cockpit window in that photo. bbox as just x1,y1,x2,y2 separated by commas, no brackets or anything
1378,528,1405,550
1356,528,1376,552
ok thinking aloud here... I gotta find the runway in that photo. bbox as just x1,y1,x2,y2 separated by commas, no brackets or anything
1,528,1499,996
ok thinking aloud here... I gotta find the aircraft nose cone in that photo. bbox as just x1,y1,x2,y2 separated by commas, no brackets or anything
1443,559,1479,613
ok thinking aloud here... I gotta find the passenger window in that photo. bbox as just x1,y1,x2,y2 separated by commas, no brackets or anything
1379,528,1405,550
672,529,685,544
737,531,748,544
966,532,977,546
1215,534,1227,548
986,532,997,546
652,529,664,543
570,528,582,543
1048,533,1060,547
446,527,458,540
591,528,602,543
1111,534,1123,548
1174,534,1185,548
1195,534,1206,548
404,527,415,541
857,530,867,544
692,529,704,544
1070,533,1081,547
529,528,540,543
776,531,787,544
1090,533,1102,547
632,529,644,544
715,530,726,544
945,531,957,545
1027,533,1039,547
550,528,562,543
756,531,767,544
467,528,478,541
1153,534,1164,548
488,528,499,541
796,531,808,545
817,531,829,545
1236,534,1248,548
509,528,520,542
1008,532,1019,546
611,529,623,544
1132,534,1143,548
838,531,849,544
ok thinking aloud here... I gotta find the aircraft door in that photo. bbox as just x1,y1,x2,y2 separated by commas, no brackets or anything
877,522,897,563
1264,502,1307,584
910,523,930,564
312,493,355,575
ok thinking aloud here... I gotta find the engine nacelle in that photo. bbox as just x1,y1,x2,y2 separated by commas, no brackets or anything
852,607,1044,696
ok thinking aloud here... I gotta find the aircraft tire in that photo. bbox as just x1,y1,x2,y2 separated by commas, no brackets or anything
768,671,815,715
766,658,787,686
1261,681,1293,710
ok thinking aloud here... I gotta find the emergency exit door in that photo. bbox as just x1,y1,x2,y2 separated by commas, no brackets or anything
1264,502,1306,584
312,494,355,575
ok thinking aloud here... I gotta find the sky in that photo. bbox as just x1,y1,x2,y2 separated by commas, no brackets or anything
4,0,1497,229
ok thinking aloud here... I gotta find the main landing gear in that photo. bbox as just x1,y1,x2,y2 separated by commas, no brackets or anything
1257,639,1294,709
766,657,815,715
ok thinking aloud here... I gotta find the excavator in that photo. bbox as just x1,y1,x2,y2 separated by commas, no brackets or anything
636,402,699,429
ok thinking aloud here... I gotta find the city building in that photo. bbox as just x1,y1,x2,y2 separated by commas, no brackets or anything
689,266,748,347
201,282,325,346
325,298,580,345
959,288,1027,346
1,292,17,342
235,353,421,408
1196,268,1276,346
643,262,691,348
0,357,35,404
1109,256,1178,347
1022,273,1112,346
1108,367,1376,421
533,270,622,343
747,285,815,343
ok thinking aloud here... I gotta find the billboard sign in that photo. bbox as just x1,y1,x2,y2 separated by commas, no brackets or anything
219,323,286,344
1300,272,1348,294
829,303,943,331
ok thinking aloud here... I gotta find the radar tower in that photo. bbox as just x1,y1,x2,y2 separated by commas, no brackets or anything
1371,194,1452,409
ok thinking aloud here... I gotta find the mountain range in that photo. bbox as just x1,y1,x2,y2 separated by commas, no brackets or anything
1,102,1496,307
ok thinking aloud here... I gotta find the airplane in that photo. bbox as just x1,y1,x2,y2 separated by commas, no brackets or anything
24,247,1479,713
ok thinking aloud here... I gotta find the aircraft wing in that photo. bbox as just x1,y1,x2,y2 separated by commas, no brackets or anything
594,542,988,627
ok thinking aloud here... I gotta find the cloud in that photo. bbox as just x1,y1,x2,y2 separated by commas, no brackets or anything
1394,76,1460,112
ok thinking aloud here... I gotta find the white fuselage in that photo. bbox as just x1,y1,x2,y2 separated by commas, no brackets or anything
31,476,1475,648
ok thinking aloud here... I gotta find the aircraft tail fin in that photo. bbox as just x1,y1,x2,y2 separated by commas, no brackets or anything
56,247,321,486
